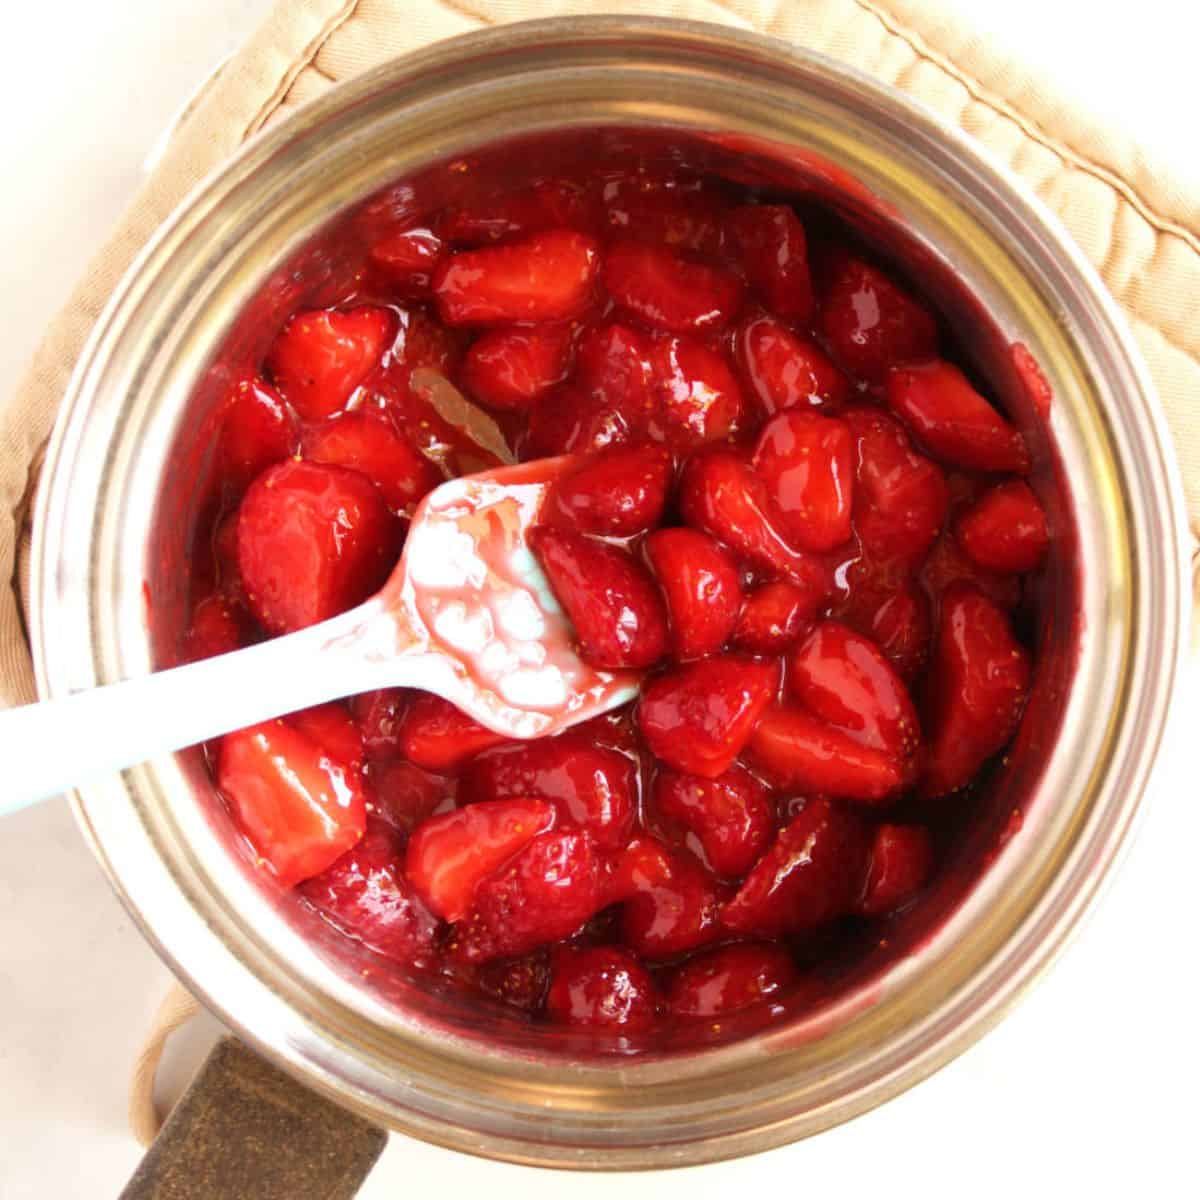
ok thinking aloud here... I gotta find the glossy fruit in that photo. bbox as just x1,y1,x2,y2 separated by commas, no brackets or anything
367,759,444,834
216,374,297,488
644,528,741,660
575,322,656,434
603,241,742,334
733,581,822,654
956,479,1049,573
638,656,778,778
863,585,933,680
460,324,575,411
726,205,813,322
529,526,669,669
476,952,551,1013
184,593,245,661
666,943,799,1017
397,693,513,771
734,315,848,415
438,177,596,245
546,945,659,1030
856,823,935,916
287,703,365,776
601,174,726,255
649,334,744,448
349,688,409,761
547,444,672,536
525,383,632,458
368,226,444,296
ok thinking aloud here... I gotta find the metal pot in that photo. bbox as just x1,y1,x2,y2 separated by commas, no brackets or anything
30,17,1190,1169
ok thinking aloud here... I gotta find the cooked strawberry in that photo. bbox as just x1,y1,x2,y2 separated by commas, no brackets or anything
818,255,937,383
529,526,668,669
732,580,821,653
376,306,463,400
602,241,742,334
885,360,1031,474
368,226,444,296
919,529,1022,613
476,951,551,1013
545,945,659,1030
450,829,608,962
367,759,445,833
287,703,365,775
183,593,246,661
575,321,657,435
856,823,935,916
921,584,1032,797
216,374,297,488
722,798,869,936
862,585,932,680
460,324,575,411
406,797,556,921
301,410,441,515
752,410,854,552
601,175,726,255
459,734,637,849
237,460,399,634
266,307,395,420
644,528,741,660
678,449,832,597
734,315,848,415
547,444,672,536
218,719,368,887
956,479,1049,573
437,177,597,245
653,764,773,880
725,204,813,320
396,693,513,771
637,655,777,778
349,688,410,761
746,704,906,802
789,621,919,759
666,943,799,1017
298,822,438,965
433,230,600,325
525,383,633,458
648,334,744,448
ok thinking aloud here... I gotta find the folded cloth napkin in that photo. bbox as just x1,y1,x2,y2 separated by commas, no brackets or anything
0,0,1195,1143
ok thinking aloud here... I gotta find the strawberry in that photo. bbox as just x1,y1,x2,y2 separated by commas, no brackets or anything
725,205,813,322
349,688,410,761
528,526,668,669
266,307,395,420
367,226,444,296
575,322,656,434
602,241,742,334
644,528,741,660
637,655,777,778
459,734,637,849
367,759,445,834
547,444,672,537
406,797,556,921
183,593,246,662
397,693,514,771
818,254,937,383
722,798,869,936
920,529,1022,614
746,704,906,802
789,621,920,759
862,585,932,680
433,230,600,325
287,703,365,776
648,334,744,448
921,584,1031,797
733,580,822,654
525,383,632,458
856,823,935,917
437,177,597,245
884,360,1031,474
734,315,848,415
601,174,726,255
301,410,441,515
678,448,831,597
298,822,438,965
752,410,854,552
545,945,659,1030
956,479,1049,573
666,943,799,1017
476,952,551,1013
450,829,608,962
654,764,773,880
460,323,575,412
216,374,297,488
237,460,399,634
218,719,368,887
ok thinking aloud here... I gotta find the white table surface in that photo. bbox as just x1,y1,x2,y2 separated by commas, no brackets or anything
1,2,1196,1196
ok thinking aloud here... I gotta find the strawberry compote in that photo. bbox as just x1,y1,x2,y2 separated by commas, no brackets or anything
184,149,1047,1045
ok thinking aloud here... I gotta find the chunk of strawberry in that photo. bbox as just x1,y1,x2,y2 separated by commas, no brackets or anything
368,759,445,833
546,945,659,1031
437,177,597,245
183,593,246,662
528,526,668,669
450,829,607,962
885,360,1031,474
602,241,742,334
601,175,726,255
734,315,848,415
575,322,656,435
433,230,600,325
746,704,906,802
298,822,438,966
818,255,937,383
726,204,813,321
525,384,632,458
368,226,444,296
732,581,821,654
856,823,935,916
406,797,556,921
476,951,551,1014
237,460,399,634
956,479,1049,573
460,324,575,412
547,444,672,537
752,410,854,552
397,693,513,771
789,621,919,759
301,410,441,515
921,584,1032,797
722,798,869,936
349,688,410,761
654,764,773,879
678,449,831,597
666,943,799,1018
216,374,297,488
266,307,395,420
919,530,1022,614
287,703,365,776
218,719,368,888
863,585,932,680
459,734,637,849
637,655,777,778
648,335,744,448
644,528,741,661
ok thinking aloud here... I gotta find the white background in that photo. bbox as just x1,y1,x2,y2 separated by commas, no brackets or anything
1,2,1196,1197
